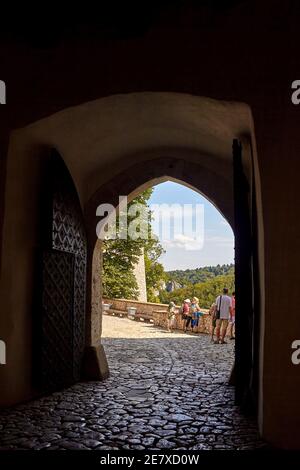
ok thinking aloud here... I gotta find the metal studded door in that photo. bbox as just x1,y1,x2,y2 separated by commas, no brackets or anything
38,149,87,392
233,139,256,413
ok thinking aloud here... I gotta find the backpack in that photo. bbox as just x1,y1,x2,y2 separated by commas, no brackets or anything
215,296,222,320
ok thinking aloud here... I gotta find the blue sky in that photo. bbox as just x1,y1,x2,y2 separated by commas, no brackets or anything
148,181,234,271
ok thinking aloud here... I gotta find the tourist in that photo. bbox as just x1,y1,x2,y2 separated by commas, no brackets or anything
228,291,235,340
167,301,176,333
209,301,217,342
182,299,192,332
191,296,203,332
214,288,233,344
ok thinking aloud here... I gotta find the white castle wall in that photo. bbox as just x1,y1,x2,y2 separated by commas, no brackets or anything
133,250,147,302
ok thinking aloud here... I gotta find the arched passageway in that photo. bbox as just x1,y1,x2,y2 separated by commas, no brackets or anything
87,156,235,346
87,146,260,412
0,92,264,447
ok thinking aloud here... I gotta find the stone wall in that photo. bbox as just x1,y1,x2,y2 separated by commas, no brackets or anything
103,298,169,316
152,309,211,335
133,251,147,302
103,298,234,337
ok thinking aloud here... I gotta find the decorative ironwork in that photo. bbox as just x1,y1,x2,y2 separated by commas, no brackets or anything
39,150,87,391
41,250,74,390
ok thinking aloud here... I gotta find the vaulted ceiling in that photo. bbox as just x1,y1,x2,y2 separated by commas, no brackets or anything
10,91,254,223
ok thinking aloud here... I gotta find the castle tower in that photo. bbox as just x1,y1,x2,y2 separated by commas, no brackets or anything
133,249,147,302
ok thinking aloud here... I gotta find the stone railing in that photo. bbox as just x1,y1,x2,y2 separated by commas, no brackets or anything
103,298,214,335
152,308,211,335
103,298,168,317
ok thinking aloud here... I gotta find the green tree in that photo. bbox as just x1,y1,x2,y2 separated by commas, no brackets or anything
102,188,166,301
143,204,166,302
102,238,142,299
145,255,166,302
159,272,235,308
165,264,234,286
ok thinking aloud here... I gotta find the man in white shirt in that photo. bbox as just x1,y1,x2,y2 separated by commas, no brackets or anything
214,288,232,344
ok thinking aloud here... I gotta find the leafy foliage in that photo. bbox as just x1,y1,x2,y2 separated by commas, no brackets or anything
159,272,235,309
145,255,166,302
102,237,142,299
166,264,234,286
102,188,165,300
102,187,234,305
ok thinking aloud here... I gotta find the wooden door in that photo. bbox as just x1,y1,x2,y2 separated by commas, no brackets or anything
36,150,87,392
233,139,257,413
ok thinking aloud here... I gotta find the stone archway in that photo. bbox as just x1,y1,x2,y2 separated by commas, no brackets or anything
0,92,264,431
85,154,235,347
84,154,234,369
84,142,261,421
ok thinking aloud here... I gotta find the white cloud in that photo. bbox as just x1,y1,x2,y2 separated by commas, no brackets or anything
205,235,234,247
162,233,204,251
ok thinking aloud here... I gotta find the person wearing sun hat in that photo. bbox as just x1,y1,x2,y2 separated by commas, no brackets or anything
191,296,203,331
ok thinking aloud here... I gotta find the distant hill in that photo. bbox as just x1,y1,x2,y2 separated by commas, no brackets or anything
166,263,234,286
160,264,235,308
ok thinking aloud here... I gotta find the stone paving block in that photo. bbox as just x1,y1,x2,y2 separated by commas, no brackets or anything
0,316,265,450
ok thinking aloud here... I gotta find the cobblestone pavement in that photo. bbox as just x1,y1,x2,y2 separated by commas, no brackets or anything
0,316,266,450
